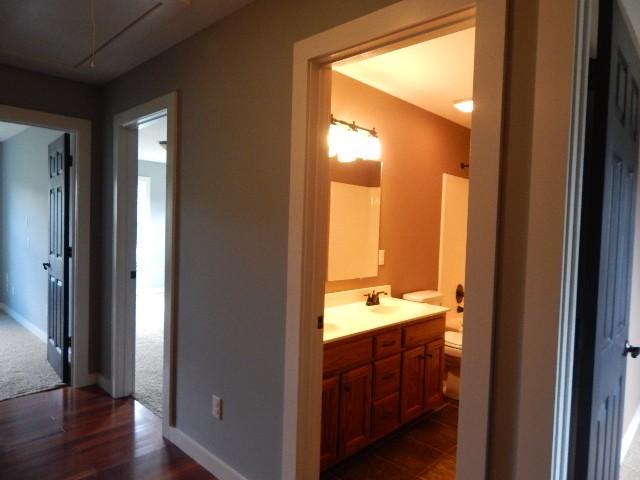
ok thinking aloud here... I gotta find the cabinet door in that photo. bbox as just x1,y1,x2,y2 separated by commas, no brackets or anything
401,346,425,422
425,339,445,410
339,364,372,457
320,376,340,470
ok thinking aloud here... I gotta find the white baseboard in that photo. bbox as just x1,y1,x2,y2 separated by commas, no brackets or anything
622,403,640,463
0,302,47,343
97,374,113,396
166,427,249,480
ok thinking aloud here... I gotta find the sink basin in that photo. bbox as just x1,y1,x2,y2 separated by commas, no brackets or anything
323,322,340,333
367,305,401,314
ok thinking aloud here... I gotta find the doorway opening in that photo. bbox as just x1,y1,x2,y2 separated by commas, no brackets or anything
284,1,508,477
0,122,70,400
319,24,473,479
133,115,168,416
111,92,178,431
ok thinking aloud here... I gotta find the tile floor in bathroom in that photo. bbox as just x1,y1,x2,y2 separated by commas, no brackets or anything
322,400,458,480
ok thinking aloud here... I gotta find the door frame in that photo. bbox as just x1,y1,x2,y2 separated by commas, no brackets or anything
283,1,507,478
111,92,179,434
0,104,93,388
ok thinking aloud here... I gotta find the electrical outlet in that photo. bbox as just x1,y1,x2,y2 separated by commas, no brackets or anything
378,249,385,266
212,395,223,420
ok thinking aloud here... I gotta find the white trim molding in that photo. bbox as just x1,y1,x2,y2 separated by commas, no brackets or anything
166,427,249,480
283,1,508,479
0,303,47,343
111,92,179,437
0,104,93,388
622,405,640,463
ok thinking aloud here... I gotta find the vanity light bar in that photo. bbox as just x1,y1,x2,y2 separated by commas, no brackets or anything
330,114,378,137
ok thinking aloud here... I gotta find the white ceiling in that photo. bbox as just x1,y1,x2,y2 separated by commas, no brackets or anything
334,28,475,128
0,121,29,142
139,115,167,163
0,0,253,85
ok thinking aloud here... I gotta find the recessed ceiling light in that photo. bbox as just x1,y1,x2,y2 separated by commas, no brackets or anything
453,99,474,113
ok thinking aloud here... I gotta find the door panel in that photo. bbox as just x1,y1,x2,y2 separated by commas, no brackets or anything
339,365,371,457
401,346,425,422
425,339,445,410
320,376,339,470
574,2,640,478
46,133,71,382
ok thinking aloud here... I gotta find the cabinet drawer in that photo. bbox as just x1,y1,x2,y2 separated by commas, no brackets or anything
374,330,402,358
324,337,372,373
403,317,445,347
373,354,401,400
372,392,400,439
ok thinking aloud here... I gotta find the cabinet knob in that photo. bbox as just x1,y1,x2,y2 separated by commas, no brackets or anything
343,384,352,392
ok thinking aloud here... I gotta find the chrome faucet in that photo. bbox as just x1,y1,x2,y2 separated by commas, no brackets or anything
364,290,388,306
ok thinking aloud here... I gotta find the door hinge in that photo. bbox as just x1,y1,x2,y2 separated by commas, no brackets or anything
66,336,72,348
66,246,72,258
317,315,324,329
66,154,73,168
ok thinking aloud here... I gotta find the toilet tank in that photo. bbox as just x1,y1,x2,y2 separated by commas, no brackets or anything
402,290,444,305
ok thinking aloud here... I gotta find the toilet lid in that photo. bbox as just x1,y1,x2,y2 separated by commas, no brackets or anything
445,330,463,349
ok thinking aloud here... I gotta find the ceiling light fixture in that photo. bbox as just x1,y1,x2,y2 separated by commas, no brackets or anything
453,99,474,113
328,115,381,163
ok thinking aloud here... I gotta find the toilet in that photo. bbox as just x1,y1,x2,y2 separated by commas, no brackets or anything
403,289,462,400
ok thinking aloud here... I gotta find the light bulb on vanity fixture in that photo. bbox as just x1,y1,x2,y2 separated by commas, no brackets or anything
453,99,474,113
328,115,381,163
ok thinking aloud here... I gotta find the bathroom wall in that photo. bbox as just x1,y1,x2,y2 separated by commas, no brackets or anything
326,72,470,297
0,126,65,336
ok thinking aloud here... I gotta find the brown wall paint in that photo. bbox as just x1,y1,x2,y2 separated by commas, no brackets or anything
326,72,470,298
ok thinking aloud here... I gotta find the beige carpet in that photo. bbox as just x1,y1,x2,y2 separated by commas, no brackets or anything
0,312,63,401
134,290,164,417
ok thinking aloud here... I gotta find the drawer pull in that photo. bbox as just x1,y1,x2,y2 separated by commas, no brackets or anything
381,340,396,347
343,383,352,392
380,412,393,420
381,372,395,380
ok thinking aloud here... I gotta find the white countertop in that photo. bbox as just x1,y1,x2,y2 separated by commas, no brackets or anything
323,296,449,344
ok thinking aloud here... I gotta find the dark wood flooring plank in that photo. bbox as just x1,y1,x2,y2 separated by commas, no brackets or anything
0,386,217,480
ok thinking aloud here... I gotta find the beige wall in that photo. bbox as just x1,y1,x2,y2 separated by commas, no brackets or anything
326,72,470,297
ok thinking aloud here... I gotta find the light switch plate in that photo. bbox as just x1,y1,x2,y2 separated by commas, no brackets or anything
212,395,223,420
378,249,385,266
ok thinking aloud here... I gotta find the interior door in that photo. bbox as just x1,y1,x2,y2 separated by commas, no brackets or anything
573,2,640,478
45,133,71,383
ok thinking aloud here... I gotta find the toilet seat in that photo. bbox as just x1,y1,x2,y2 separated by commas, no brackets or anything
444,330,463,358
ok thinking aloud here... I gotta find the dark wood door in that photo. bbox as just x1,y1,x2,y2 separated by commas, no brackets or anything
45,134,71,382
401,345,425,422
573,2,640,478
339,364,371,457
425,339,445,410
320,376,340,470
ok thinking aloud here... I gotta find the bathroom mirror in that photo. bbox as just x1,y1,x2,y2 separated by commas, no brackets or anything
327,159,382,281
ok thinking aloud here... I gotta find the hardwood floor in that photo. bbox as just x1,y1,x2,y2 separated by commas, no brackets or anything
0,386,217,480
322,401,458,480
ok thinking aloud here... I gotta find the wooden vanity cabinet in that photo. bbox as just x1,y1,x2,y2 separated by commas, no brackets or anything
320,376,340,470
321,314,445,470
401,345,426,422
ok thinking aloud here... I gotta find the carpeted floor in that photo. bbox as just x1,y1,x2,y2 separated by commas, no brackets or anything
134,290,164,417
0,312,64,401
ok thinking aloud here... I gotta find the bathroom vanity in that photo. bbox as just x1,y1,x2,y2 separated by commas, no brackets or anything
321,296,448,470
